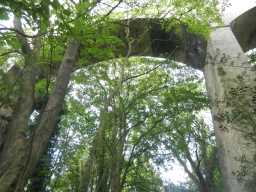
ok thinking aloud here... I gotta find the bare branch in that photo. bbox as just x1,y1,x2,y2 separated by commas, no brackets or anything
13,16,31,54
103,0,123,18
0,50,22,57
122,64,161,83
176,155,200,185
0,26,46,39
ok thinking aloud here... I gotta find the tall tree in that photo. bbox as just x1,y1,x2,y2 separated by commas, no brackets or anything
65,57,209,191
0,1,120,191
163,116,223,192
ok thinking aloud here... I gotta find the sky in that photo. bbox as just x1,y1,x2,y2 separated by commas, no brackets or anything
221,0,255,24
160,161,189,184
0,0,255,186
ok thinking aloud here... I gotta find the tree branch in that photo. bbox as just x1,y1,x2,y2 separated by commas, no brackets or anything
19,39,80,188
0,27,46,38
0,50,22,57
13,16,31,54
103,0,123,18
122,64,161,83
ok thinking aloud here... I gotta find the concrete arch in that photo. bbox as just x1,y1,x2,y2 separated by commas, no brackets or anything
95,19,206,69
231,6,256,52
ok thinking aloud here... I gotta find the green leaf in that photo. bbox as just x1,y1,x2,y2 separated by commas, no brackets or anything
0,7,9,20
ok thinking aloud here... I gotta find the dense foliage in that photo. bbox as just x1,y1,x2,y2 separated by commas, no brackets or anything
0,0,223,191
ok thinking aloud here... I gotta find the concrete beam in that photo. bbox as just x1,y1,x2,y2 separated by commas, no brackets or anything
231,6,256,52
205,26,256,192
89,19,207,69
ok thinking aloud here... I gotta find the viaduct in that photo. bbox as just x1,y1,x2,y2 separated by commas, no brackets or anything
108,3,256,192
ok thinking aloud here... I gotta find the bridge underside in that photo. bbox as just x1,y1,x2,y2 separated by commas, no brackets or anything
95,19,207,69
116,6,256,66
231,6,256,52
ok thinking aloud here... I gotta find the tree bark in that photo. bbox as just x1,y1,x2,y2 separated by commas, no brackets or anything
110,110,125,192
0,39,79,192
18,39,80,190
199,182,210,192
79,157,93,192
110,153,122,192
0,63,36,192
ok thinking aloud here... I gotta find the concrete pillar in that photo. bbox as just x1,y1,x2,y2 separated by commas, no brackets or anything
204,27,256,192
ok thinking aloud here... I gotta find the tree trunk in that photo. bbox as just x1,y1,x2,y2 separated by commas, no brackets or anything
0,107,12,150
0,62,37,192
80,108,112,192
26,151,51,192
110,154,122,192
204,27,256,192
95,110,111,192
198,179,210,192
0,39,79,192
79,151,93,192
110,112,125,192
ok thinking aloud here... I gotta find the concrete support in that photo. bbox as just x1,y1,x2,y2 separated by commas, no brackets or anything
204,27,256,192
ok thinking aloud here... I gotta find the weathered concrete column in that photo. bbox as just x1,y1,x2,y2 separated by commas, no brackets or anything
204,27,256,192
